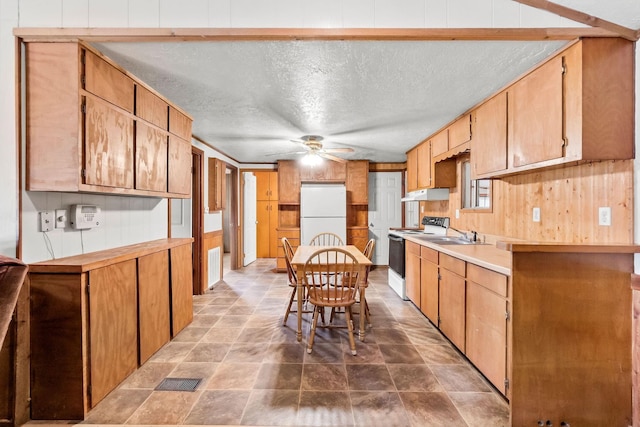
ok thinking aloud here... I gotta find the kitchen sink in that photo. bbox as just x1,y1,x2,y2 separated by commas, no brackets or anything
410,235,488,245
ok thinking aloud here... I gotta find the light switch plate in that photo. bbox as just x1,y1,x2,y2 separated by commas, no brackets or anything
40,211,53,232
598,207,611,226
55,209,67,229
532,207,541,223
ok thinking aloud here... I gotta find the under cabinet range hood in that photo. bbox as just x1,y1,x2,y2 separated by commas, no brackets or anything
401,188,449,202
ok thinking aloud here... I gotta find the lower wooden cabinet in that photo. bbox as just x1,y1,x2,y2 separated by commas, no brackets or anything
438,256,466,352
29,239,193,420
405,241,421,306
419,246,439,324
276,229,299,272
347,227,369,252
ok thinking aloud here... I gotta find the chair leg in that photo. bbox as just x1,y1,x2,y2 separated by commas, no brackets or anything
307,305,320,354
283,286,297,325
345,307,357,356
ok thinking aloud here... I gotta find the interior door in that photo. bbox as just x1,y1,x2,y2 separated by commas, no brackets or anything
243,172,257,266
368,172,402,265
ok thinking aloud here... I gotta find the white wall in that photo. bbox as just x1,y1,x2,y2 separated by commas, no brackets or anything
2,0,632,264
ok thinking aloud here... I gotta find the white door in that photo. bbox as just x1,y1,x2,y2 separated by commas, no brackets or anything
368,172,402,265
243,172,257,266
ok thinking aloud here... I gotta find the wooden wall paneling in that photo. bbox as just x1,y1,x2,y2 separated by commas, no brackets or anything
137,251,170,364
170,243,194,336
88,260,138,407
135,121,168,192
30,273,87,419
510,252,633,426
84,96,134,189
83,49,134,113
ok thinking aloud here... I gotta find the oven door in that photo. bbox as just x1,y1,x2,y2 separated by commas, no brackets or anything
388,234,405,278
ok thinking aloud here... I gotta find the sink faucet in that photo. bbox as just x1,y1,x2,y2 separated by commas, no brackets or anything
448,226,470,242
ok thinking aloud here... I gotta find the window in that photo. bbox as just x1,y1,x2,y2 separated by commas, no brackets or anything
461,160,491,211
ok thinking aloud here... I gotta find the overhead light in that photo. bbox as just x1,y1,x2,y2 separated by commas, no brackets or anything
301,151,323,167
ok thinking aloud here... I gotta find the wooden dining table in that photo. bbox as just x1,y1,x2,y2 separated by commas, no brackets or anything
290,245,373,342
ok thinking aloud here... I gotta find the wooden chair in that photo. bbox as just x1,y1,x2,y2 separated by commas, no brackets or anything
282,237,312,325
301,247,360,355
309,232,344,246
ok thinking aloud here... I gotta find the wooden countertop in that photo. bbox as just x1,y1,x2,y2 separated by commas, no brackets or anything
29,238,193,274
497,241,640,253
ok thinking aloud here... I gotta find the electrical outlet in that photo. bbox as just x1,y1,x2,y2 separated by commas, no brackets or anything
599,207,611,226
532,207,541,223
40,211,53,232
455,209,460,219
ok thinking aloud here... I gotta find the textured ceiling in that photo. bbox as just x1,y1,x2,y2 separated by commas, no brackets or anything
91,1,637,164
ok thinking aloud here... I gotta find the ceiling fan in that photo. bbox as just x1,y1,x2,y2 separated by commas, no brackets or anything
288,135,354,164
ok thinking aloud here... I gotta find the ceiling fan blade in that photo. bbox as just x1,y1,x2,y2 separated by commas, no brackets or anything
319,152,347,163
322,147,354,153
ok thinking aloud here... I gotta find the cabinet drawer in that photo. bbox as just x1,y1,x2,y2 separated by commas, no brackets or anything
277,229,300,240
348,228,369,238
467,264,508,297
440,253,465,276
406,241,421,256
421,246,438,263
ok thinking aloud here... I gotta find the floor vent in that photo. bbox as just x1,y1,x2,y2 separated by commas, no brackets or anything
155,377,202,392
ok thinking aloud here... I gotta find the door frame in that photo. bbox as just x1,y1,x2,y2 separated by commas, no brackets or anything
225,163,239,271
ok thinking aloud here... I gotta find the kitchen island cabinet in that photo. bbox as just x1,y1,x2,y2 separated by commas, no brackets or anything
403,234,636,426
29,238,193,420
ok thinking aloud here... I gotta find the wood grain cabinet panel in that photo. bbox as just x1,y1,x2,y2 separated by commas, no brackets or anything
430,130,448,158
438,254,466,351
255,171,278,201
416,142,431,189
405,241,421,307
420,247,439,324
88,260,138,407
137,251,170,364
346,160,369,204
136,121,168,192
168,136,192,196
170,243,194,336
277,160,300,204
406,148,418,193
83,97,134,189
136,85,168,130
449,114,472,149
83,49,134,113
207,158,226,211
256,171,279,258
169,106,192,140
471,92,508,178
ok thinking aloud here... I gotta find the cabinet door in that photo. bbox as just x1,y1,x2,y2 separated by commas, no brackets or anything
277,160,300,204
257,200,272,258
347,160,369,204
88,260,138,407
405,242,421,307
83,50,134,113
168,106,192,140
439,268,466,351
84,97,134,189
416,143,431,189
269,202,278,256
170,243,194,337
136,85,168,130
449,114,472,149
168,136,192,196
466,280,507,394
406,149,418,193
420,257,439,324
472,92,507,177
255,171,272,201
135,121,168,192
138,251,171,364
431,130,448,158
509,56,564,168
269,171,279,201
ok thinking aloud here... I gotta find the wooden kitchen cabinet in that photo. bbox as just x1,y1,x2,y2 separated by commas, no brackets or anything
465,264,508,395
256,171,278,201
277,160,300,204
276,228,300,271
406,148,418,192
471,92,508,178
438,253,466,351
405,241,421,307
208,158,226,211
416,142,431,189
25,42,192,198
505,38,633,175
29,239,193,420
430,130,448,158
420,246,439,324
449,114,472,149
346,161,368,204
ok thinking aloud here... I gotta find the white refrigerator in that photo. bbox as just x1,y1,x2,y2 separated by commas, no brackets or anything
300,183,347,245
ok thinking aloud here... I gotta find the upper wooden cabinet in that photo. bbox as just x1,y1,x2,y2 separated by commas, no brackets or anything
277,160,301,204
471,92,508,178
299,160,346,182
469,38,634,179
346,160,369,204
416,143,431,189
255,171,278,201
449,114,472,150
25,42,192,198
406,148,418,193
208,158,226,212
430,130,448,158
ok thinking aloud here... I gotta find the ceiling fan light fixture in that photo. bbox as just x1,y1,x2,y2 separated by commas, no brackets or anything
301,151,323,167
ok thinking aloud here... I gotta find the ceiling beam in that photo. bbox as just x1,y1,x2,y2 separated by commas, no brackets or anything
513,0,638,41
14,26,619,43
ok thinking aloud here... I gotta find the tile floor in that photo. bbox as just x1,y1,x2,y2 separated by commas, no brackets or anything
78,257,509,427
